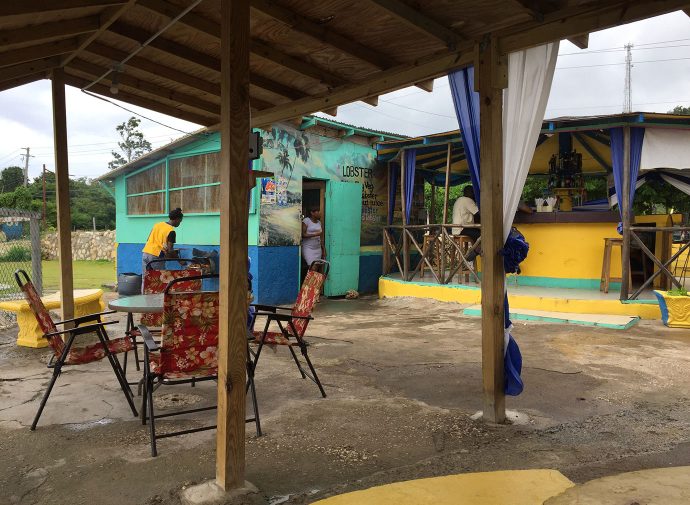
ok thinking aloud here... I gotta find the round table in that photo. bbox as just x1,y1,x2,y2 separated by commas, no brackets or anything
108,294,164,314
108,294,164,375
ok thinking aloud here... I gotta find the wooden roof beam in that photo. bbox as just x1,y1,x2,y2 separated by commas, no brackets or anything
63,72,217,126
110,20,344,90
252,48,474,127
0,73,46,93
0,16,100,49
0,37,82,69
85,42,218,95
0,0,125,16
362,96,379,106
321,107,338,117
568,33,589,49
61,0,138,67
500,0,690,52
2,57,62,82
250,0,392,70
70,59,221,115
415,79,434,92
367,0,466,49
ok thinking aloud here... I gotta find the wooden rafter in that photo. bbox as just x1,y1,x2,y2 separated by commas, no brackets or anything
84,42,218,95
0,38,81,68
367,0,466,49
63,72,217,125
250,0,392,69
499,0,690,52
2,57,62,82
70,59,221,115
61,0,138,67
0,73,46,93
252,48,474,127
0,16,100,48
568,33,589,49
136,0,347,87
0,0,125,16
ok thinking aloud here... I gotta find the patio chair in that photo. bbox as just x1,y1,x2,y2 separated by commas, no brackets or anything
14,269,138,430
249,260,329,398
138,274,261,457
124,257,211,374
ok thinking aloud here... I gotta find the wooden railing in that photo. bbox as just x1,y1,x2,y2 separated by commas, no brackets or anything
626,226,690,300
382,224,481,284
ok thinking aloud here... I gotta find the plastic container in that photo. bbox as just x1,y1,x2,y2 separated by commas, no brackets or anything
117,273,142,296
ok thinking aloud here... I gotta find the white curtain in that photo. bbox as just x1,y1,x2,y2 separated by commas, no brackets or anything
661,171,690,196
502,42,559,240
640,129,690,171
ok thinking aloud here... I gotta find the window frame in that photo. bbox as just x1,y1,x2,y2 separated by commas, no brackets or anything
124,148,258,217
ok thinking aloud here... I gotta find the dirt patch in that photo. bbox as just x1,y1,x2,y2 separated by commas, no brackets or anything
2,296,690,504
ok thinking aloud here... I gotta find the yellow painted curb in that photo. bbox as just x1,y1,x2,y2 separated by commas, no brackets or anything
311,469,574,505
379,277,660,320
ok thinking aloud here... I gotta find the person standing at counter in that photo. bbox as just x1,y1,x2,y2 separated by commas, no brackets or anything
141,207,184,274
452,186,481,261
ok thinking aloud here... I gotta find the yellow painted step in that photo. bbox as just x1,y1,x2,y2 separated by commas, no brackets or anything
311,469,574,505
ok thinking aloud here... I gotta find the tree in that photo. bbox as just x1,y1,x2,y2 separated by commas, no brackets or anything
0,166,25,193
108,116,152,170
669,105,690,115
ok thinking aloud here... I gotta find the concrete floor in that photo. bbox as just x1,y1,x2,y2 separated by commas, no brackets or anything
2,293,690,505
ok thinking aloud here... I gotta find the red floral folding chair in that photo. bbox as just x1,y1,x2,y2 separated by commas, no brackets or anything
124,258,210,375
138,274,260,457
250,260,329,398
14,269,137,430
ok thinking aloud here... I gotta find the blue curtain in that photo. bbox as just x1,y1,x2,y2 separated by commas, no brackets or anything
448,67,481,207
388,162,398,225
611,127,645,221
403,149,416,224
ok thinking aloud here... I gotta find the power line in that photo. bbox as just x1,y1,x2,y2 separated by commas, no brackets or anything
556,55,690,70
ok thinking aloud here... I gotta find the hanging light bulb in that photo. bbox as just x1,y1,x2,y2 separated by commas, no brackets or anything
110,67,120,94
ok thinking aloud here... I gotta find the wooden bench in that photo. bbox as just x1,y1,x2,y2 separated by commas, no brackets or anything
0,289,105,348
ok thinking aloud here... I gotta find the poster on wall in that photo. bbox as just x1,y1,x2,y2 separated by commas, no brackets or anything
260,177,276,204
258,124,390,247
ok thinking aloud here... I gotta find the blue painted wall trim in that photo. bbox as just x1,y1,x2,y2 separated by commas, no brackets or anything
359,254,382,294
256,246,299,305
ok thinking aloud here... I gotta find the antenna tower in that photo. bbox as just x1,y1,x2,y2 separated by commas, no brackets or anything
623,43,633,113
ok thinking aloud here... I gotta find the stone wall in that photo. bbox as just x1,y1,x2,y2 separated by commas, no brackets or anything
42,230,116,261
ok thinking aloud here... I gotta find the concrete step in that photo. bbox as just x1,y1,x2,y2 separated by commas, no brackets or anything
463,305,639,330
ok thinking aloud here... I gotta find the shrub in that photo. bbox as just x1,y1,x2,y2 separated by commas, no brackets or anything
0,245,31,262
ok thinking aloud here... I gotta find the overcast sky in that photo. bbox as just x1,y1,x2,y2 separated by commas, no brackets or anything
0,10,689,181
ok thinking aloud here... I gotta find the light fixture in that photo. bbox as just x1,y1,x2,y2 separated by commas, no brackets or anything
109,66,120,94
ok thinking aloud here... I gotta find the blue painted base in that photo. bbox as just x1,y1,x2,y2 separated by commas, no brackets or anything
359,254,382,294
117,243,380,306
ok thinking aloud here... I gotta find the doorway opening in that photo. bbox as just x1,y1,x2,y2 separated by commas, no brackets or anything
301,179,326,285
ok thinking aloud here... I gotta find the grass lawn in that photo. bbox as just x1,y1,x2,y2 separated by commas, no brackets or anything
42,260,116,291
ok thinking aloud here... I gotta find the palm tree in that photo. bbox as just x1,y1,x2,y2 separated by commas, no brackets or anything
277,149,291,176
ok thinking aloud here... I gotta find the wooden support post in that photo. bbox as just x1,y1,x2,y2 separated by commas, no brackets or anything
216,0,249,491
400,154,409,280
476,38,506,424
51,67,74,322
440,143,451,283
620,126,631,301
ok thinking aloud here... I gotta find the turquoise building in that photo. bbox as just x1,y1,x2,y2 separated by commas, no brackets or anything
99,116,404,304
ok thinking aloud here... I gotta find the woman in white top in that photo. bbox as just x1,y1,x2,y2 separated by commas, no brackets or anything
301,207,326,267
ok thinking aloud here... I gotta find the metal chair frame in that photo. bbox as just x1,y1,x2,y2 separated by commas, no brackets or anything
14,269,137,430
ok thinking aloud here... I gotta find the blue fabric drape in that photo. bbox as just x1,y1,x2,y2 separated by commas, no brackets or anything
403,149,416,224
448,67,481,207
610,127,645,222
388,162,398,225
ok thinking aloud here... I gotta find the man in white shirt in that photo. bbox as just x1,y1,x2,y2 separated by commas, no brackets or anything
452,185,480,240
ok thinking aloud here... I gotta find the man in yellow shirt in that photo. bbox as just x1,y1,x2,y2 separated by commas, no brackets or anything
141,207,184,274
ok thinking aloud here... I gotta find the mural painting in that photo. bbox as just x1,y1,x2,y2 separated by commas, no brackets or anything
258,124,389,247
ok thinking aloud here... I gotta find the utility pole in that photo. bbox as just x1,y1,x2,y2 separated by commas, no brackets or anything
623,43,633,113
42,164,47,226
20,147,33,186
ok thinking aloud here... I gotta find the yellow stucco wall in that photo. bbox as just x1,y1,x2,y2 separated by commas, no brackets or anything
518,222,621,281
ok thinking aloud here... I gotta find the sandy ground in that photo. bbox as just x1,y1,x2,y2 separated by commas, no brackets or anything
2,293,690,505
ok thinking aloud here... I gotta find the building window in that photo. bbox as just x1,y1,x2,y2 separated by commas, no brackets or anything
168,152,220,213
126,162,165,215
